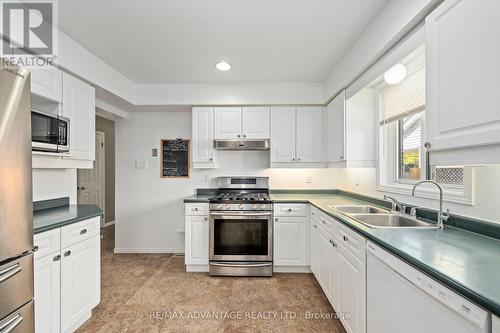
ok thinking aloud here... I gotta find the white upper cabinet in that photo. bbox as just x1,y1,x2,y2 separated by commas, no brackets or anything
192,107,216,168
214,106,271,139
296,106,323,163
328,88,374,168
30,67,63,103
328,91,346,163
271,106,296,163
242,106,270,138
426,0,500,163
62,73,96,162
271,106,325,166
214,107,242,139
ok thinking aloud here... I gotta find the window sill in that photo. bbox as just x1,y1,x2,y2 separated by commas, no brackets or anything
376,182,473,206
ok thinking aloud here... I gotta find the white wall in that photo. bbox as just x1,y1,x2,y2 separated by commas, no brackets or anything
32,169,77,203
115,110,346,253
340,167,500,224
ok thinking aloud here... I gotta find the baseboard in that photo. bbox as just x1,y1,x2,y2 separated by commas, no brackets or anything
113,247,184,254
186,265,209,272
273,266,311,273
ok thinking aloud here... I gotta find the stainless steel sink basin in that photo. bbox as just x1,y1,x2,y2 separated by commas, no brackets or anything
331,205,388,214
350,214,438,229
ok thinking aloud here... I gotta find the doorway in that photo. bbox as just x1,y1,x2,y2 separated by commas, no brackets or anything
78,131,106,226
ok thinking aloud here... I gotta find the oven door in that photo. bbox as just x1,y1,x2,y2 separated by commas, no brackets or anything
210,211,272,262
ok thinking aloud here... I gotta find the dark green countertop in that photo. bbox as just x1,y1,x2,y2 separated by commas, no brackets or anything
271,193,500,317
33,204,102,234
183,194,213,203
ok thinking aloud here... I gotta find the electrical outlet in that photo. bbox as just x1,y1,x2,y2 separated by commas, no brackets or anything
135,161,148,169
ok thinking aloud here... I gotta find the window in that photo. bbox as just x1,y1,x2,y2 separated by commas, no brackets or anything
375,46,469,202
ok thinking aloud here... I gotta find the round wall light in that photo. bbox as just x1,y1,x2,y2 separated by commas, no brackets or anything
215,62,231,71
384,63,407,85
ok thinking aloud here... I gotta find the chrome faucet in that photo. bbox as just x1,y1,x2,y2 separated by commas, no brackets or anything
384,195,404,213
412,180,449,229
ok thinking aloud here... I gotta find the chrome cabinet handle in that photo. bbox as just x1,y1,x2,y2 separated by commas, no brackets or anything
0,313,23,333
343,235,349,242
209,157,213,161
287,208,292,212
204,217,208,221
53,255,61,262
80,229,87,235
192,207,199,211
64,251,71,257
32,246,39,252
0,263,21,283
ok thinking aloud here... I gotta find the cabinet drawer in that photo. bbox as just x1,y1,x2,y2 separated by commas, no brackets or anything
185,203,209,216
34,228,61,261
337,222,366,263
274,204,307,217
60,217,100,249
318,212,337,236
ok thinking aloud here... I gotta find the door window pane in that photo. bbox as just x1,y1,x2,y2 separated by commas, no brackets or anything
398,112,422,181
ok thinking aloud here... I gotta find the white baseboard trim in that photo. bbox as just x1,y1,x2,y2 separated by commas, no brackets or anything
186,265,209,272
114,247,184,254
273,266,312,273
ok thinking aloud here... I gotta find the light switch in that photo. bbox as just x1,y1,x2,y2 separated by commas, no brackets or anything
135,161,148,169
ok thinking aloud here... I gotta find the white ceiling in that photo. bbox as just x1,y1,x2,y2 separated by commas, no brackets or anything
59,0,387,84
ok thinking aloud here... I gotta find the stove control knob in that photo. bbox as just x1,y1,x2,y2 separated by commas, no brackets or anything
216,204,222,210
261,204,267,209
225,204,231,209
252,204,258,210
238,204,244,210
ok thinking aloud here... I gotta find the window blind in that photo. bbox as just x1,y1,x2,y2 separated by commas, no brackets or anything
379,68,425,125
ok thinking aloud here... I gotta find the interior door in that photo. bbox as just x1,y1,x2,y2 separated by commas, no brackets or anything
296,106,323,162
77,132,105,225
242,106,270,138
270,106,296,163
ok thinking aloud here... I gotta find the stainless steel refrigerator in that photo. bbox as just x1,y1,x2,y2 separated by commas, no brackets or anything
0,65,35,332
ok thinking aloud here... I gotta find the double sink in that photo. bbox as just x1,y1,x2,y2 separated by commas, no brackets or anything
330,205,437,229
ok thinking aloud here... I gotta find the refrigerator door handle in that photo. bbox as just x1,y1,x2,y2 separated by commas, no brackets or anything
0,264,21,284
0,313,23,333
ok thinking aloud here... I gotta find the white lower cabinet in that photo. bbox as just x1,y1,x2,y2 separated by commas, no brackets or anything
34,252,61,333
317,226,337,306
61,236,101,333
337,242,366,333
274,204,309,268
34,217,101,333
310,210,320,276
185,203,209,269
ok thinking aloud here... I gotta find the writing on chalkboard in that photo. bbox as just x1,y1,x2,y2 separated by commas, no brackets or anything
161,139,190,178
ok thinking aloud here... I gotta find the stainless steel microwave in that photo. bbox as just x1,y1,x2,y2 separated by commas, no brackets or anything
31,110,70,152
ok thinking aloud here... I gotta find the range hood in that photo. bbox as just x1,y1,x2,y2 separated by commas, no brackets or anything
214,139,270,150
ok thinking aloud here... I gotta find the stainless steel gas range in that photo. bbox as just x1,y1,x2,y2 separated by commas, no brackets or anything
209,177,273,277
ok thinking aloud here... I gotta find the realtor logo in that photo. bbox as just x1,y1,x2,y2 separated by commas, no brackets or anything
1,0,58,67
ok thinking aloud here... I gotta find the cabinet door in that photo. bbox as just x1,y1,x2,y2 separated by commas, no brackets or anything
310,214,320,277
61,235,100,333
296,106,323,163
62,73,96,161
214,107,242,139
185,215,209,265
31,68,63,102
270,106,296,163
327,91,346,163
317,228,333,301
274,216,309,266
192,107,215,164
337,243,365,333
426,0,500,152
34,253,61,333
242,106,270,139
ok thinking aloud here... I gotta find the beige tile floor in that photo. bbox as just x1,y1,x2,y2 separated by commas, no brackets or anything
76,226,346,333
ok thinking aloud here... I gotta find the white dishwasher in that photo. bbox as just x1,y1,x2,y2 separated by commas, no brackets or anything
366,242,491,333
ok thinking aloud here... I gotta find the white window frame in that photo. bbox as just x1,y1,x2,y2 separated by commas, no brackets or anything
374,78,474,205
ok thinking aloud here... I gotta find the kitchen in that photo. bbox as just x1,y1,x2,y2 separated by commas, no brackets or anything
1,0,500,332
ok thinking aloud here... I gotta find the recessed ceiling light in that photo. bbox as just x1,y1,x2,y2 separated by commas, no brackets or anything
384,63,407,85
215,62,231,71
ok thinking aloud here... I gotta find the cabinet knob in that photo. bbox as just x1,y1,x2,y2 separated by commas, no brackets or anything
32,246,39,252
313,225,317,229
343,235,349,242
210,157,213,161
237,134,241,138
80,229,87,235
64,250,71,257
243,134,247,138
80,186,87,190
291,158,295,161
297,157,301,161
287,208,292,212
340,155,344,160
331,241,337,248
53,255,61,261
424,142,431,149
204,217,208,221
275,218,278,222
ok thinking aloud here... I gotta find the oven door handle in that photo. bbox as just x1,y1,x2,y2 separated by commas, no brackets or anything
209,212,273,216
210,262,272,268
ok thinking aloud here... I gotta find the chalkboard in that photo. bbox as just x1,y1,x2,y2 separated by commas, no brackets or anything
160,139,190,178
